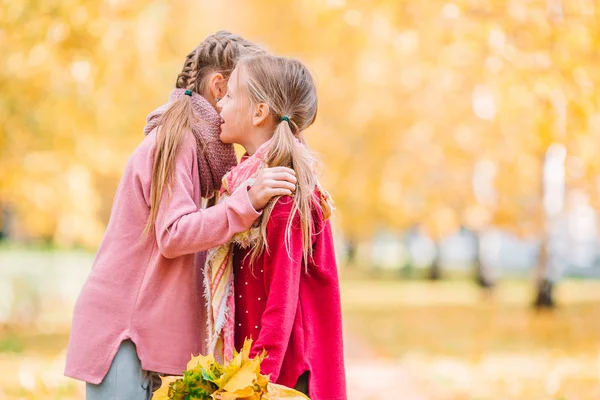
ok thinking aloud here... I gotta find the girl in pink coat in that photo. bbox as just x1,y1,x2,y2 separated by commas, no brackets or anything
64,31,297,399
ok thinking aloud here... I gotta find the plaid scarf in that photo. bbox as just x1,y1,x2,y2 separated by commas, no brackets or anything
203,138,334,362
203,139,272,362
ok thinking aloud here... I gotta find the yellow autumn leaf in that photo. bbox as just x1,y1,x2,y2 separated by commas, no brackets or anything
187,352,216,371
222,358,260,392
254,349,268,370
211,386,257,399
241,338,253,362
214,349,245,388
263,383,310,400
256,371,270,391
152,375,180,400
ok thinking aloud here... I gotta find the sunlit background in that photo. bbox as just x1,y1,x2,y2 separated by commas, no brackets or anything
2,0,600,399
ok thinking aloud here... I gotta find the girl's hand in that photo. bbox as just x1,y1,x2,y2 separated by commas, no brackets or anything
248,167,297,211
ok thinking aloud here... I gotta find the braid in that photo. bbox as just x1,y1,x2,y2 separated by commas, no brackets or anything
175,49,197,89
186,51,201,92
174,31,263,94
213,35,236,70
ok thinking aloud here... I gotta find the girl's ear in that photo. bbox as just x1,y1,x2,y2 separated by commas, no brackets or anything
206,72,226,107
252,102,271,127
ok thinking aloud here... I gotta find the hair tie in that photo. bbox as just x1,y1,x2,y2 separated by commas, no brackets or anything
184,89,193,96
280,116,291,123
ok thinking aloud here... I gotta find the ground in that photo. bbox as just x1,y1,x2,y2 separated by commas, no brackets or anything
1,279,599,399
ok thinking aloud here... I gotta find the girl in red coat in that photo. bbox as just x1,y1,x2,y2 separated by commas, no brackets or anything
204,54,347,400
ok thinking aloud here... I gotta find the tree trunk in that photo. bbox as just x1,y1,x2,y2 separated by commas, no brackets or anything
429,246,442,280
473,233,494,288
534,236,555,308
534,279,555,308
345,239,357,267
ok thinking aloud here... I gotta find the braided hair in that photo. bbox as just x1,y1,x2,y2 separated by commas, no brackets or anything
176,31,260,94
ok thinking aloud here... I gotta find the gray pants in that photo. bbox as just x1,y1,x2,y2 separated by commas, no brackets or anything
86,340,159,400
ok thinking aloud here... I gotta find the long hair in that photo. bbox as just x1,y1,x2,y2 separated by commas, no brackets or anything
237,54,323,266
144,31,261,234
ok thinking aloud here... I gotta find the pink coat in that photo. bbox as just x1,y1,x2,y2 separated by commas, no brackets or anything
64,129,260,384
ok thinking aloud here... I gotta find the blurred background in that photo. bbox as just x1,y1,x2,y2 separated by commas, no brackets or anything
1,0,600,399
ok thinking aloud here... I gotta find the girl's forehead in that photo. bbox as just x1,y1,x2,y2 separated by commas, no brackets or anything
227,71,236,89
229,65,247,89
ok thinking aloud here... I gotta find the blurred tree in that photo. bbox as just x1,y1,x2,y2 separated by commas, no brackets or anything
1,0,599,307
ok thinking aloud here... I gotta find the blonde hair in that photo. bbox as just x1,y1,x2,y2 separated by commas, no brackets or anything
144,31,261,234
237,54,322,266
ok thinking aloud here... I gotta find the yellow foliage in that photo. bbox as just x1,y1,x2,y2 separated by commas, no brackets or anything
152,376,179,400
152,338,307,400
187,353,216,371
218,359,257,392
263,383,311,400
2,1,600,242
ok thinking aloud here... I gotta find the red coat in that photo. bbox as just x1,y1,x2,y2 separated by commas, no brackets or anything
234,195,347,400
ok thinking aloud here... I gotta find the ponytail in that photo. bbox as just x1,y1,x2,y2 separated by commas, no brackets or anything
250,118,318,267
143,96,193,235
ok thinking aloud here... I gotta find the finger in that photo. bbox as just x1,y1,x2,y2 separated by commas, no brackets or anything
265,167,296,176
269,172,298,184
268,188,293,197
279,182,297,192
265,179,296,192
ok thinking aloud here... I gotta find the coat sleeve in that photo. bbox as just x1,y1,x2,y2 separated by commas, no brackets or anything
250,197,302,381
153,138,260,259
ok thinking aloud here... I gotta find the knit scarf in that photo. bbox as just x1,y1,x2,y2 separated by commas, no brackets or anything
143,89,238,198
203,139,272,362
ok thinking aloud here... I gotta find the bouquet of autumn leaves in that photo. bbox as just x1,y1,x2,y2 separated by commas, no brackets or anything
152,338,310,400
